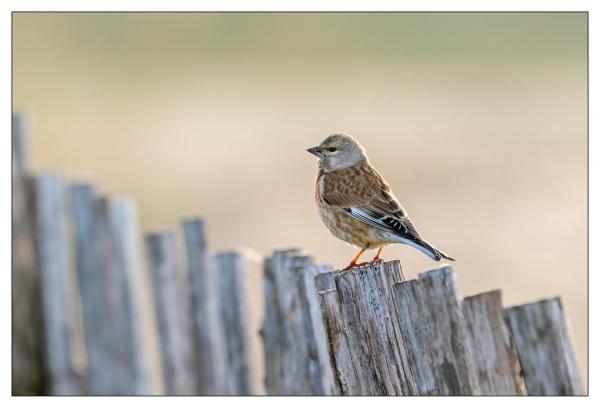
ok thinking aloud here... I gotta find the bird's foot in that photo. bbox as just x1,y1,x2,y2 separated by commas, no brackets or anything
370,257,384,265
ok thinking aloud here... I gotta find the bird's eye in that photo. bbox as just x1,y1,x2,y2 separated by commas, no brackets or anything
327,147,338,152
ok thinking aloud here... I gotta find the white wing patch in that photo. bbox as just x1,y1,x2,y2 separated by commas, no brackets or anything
345,207,411,236
344,207,438,260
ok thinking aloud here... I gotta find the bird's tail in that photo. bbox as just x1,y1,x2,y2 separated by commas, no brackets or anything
413,239,455,262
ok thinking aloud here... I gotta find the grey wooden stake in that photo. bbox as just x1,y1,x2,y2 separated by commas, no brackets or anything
392,278,438,395
262,250,337,395
462,290,526,395
297,259,337,395
394,267,481,395
69,185,137,394
33,174,82,395
146,232,197,395
505,298,583,395
216,252,258,395
11,114,46,395
330,260,416,395
107,199,152,394
182,219,227,395
314,271,335,293
316,272,350,395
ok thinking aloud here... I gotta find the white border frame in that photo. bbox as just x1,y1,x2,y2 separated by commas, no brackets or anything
1,1,595,406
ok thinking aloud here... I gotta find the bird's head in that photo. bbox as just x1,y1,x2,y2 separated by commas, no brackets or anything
307,133,368,172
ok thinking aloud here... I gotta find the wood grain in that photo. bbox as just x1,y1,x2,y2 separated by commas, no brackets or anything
405,267,481,395
69,186,138,394
216,252,258,395
332,260,415,395
505,298,583,395
146,232,197,394
107,199,152,394
182,219,227,395
33,174,82,395
262,250,336,395
462,290,525,395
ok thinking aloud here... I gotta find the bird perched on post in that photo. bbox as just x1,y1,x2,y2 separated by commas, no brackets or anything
307,133,454,270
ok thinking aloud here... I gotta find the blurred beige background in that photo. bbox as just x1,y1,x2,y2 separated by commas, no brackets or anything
13,12,587,388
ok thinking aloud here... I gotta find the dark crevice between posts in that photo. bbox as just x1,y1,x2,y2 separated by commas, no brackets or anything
12,114,47,395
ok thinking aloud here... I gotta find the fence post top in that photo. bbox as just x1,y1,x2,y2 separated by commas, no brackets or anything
418,265,454,279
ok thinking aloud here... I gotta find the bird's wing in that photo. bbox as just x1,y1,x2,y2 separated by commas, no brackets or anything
321,164,422,242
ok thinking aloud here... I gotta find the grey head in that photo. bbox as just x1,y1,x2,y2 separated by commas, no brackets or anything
307,133,368,172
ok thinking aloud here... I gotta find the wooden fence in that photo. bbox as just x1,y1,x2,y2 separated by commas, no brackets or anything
11,114,584,396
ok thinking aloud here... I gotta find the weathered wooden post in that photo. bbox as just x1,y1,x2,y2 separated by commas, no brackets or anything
182,219,227,395
462,290,526,395
392,267,481,395
32,174,83,395
11,114,46,395
505,298,583,395
216,252,258,395
315,271,351,395
107,198,152,394
320,261,417,395
262,250,337,395
69,186,139,394
319,263,491,396
146,232,197,395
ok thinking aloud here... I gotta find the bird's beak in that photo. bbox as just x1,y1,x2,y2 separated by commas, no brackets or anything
307,146,322,157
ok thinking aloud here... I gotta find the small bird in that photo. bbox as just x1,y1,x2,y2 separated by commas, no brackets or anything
307,133,454,269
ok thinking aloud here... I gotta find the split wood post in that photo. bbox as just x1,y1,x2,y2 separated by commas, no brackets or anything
146,232,197,395
297,259,337,395
505,298,583,395
216,252,258,395
69,186,138,394
461,290,526,395
329,260,416,395
107,199,152,394
314,268,335,293
262,250,337,395
392,267,481,395
11,114,46,395
315,271,351,395
390,276,437,395
182,219,227,395
32,174,82,395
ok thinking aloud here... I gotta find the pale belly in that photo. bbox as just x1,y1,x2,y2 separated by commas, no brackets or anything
317,202,395,249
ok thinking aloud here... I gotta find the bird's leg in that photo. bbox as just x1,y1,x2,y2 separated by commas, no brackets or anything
341,248,368,270
370,246,385,264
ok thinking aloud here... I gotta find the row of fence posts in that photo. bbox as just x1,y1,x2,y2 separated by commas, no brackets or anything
261,253,583,396
12,114,584,395
13,115,258,395
34,179,262,395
